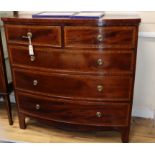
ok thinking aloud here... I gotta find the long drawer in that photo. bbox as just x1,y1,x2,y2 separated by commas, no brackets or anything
13,69,132,101
9,46,134,75
64,26,136,49
5,25,61,47
17,91,130,126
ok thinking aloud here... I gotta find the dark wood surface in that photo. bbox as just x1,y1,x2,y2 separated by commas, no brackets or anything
64,26,137,49
1,14,141,26
2,14,141,142
17,91,130,126
5,25,61,47
13,68,132,101
9,45,135,75
0,31,13,125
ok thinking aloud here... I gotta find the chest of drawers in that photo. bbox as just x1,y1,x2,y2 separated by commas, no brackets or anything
2,14,141,142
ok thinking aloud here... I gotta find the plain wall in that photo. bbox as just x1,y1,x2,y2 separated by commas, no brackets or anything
133,12,155,118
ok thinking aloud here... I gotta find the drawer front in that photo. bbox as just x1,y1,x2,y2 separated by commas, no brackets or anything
17,91,130,126
9,46,134,74
13,69,132,101
5,25,61,47
64,26,136,49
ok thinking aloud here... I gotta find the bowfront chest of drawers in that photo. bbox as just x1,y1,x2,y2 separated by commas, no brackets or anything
2,14,141,142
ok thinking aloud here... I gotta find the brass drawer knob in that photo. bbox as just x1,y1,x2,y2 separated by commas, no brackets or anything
33,80,38,86
30,55,35,61
97,58,103,66
97,34,103,42
27,32,32,38
96,111,102,118
22,32,33,39
35,104,40,110
97,85,103,92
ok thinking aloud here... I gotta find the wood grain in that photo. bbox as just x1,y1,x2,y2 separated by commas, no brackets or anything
0,104,154,143
9,45,135,75
64,26,136,49
5,25,61,47
2,15,141,142
16,91,130,126
1,14,141,26
13,68,132,101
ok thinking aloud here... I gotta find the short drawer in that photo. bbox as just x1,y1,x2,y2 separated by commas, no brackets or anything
17,91,130,126
5,25,61,47
9,46,134,75
64,26,136,49
13,69,132,101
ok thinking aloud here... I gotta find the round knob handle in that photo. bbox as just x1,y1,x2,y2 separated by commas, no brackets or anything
96,111,102,118
97,34,103,42
22,32,32,39
33,80,38,86
97,58,103,66
35,104,40,110
27,32,32,38
97,85,103,92
30,55,35,61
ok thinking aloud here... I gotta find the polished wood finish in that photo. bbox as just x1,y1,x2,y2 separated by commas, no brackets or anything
64,26,136,49
13,68,132,101
2,14,141,142
9,46,135,75
5,25,61,47
0,31,13,125
0,104,155,143
1,14,141,26
17,91,130,126
0,105,155,143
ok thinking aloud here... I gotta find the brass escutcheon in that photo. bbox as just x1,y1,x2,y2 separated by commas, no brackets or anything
30,55,35,61
27,32,32,38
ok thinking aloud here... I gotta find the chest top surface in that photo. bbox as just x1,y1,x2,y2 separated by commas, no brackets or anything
1,14,141,26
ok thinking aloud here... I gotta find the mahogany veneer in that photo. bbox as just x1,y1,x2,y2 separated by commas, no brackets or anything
2,14,141,142
64,26,136,48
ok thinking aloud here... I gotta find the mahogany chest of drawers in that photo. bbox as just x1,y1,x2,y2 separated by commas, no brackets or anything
2,14,141,142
